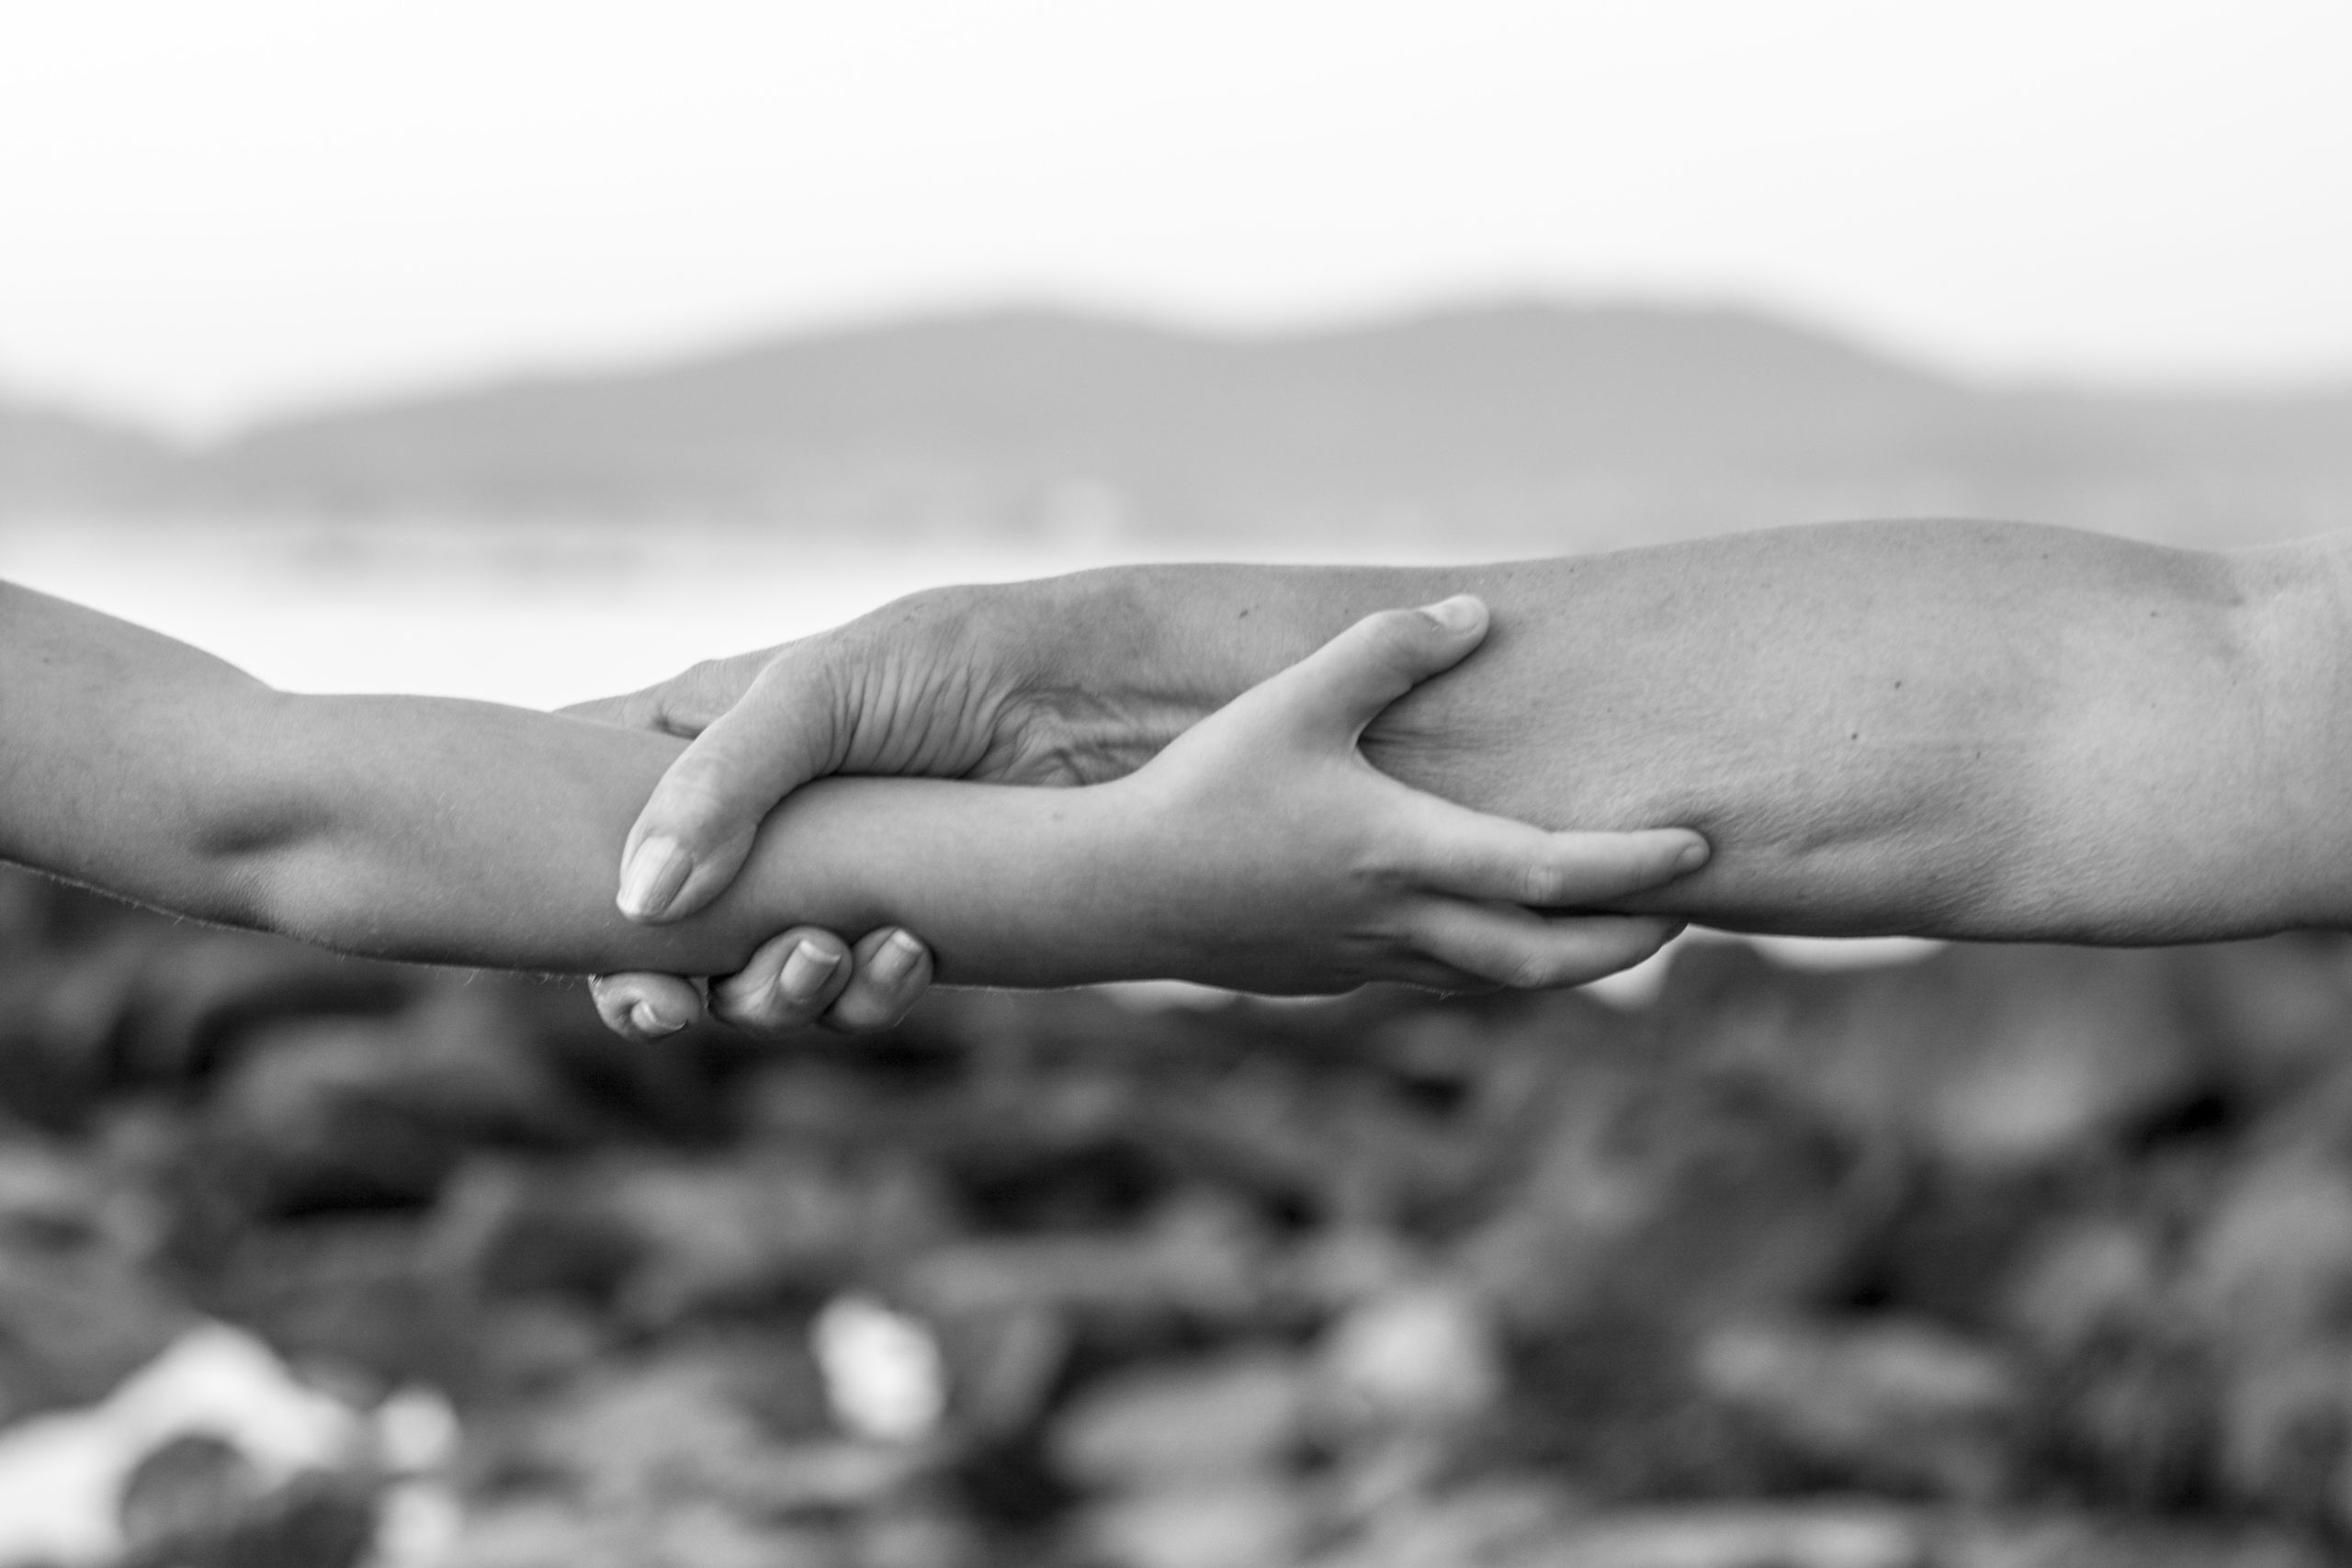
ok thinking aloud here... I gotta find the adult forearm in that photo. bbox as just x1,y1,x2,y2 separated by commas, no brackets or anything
1056,522,2352,942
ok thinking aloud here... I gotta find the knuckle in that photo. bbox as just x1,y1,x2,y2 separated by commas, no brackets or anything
589,980,638,1022
1499,960,1547,991
1498,943,1566,990
1517,861,1571,907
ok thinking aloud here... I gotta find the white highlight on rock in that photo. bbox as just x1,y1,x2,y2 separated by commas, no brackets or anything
0,1321,360,1564
811,1293,947,1444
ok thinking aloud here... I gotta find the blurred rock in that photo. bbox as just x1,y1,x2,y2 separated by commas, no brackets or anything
117,1433,268,1551
907,1194,1267,1331
443,1498,842,1568
1660,943,2210,1171
461,1298,612,1396
109,935,415,1086
1314,1281,1501,1437
934,1303,1070,1440
854,1506,986,1568
2177,937,2352,1103
1693,1317,2020,1499
0,1237,188,1426
1279,1225,1426,1314
0,942,147,1128
0,901,409,1127
1996,1218,2166,1357
1933,1513,2332,1568
1074,1479,1306,1568
1051,1349,1307,1491
114,1435,378,1568
1464,1069,1867,1332
200,1217,471,1394
423,1157,640,1308
501,1341,895,1518
10,884,2352,1558
0,1323,368,1567
2212,1346,2352,1528
2182,1155,2352,1350
202,990,593,1218
421,1146,955,1337
2036,1333,2218,1510
812,1293,947,1442
605,1152,953,1326
1310,1480,1576,1568
1521,1503,1922,1568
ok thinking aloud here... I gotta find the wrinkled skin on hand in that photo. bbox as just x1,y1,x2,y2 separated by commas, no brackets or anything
563,584,1113,1041
570,581,1702,1036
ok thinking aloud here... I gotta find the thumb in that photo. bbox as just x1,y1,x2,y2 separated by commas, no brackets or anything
1269,595,1490,739
617,649,844,923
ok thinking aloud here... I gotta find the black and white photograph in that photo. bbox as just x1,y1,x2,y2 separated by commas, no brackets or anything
5,3,2352,1563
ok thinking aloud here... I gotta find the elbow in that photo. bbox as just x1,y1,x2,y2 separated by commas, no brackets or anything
175,696,364,945
220,840,364,953
189,814,360,950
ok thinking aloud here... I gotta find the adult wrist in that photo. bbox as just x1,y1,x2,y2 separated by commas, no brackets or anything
995,568,1216,783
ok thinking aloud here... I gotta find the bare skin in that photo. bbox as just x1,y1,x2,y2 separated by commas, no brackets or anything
0,585,1702,993
592,518,2352,1034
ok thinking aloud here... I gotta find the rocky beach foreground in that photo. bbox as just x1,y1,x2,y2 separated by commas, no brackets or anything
3,863,2351,1565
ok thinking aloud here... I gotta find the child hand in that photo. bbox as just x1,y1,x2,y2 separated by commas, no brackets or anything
1100,595,1707,994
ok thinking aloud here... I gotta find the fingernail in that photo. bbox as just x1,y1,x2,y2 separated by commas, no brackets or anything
1422,594,1483,633
628,999,686,1039
777,940,842,1003
1676,836,1711,873
869,930,926,987
617,836,692,920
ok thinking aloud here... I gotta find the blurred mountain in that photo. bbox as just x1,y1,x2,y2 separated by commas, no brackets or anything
9,303,2352,549
0,395,188,513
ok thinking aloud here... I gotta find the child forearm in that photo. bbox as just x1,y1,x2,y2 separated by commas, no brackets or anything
233,693,1144,981
6,582,1702,994
0,583,1124,980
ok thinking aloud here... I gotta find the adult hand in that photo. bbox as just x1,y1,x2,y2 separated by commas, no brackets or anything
564,642,949,1040
570,581,1124,1042
571,570,1705,1026
586,580,1159,925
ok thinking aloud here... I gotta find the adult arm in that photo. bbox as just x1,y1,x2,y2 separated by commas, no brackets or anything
610,519,2352,945
0,583,1701,989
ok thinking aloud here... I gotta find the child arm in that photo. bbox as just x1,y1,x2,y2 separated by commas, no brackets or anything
0,581,1078,976
1,582,1704,990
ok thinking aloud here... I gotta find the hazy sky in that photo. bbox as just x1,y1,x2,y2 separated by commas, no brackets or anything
4,0,2348,431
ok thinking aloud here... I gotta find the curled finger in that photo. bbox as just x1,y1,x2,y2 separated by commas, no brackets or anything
709,926,857,1039
1408,899,1686,990
589,970,710,1043
823,927,934,1034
